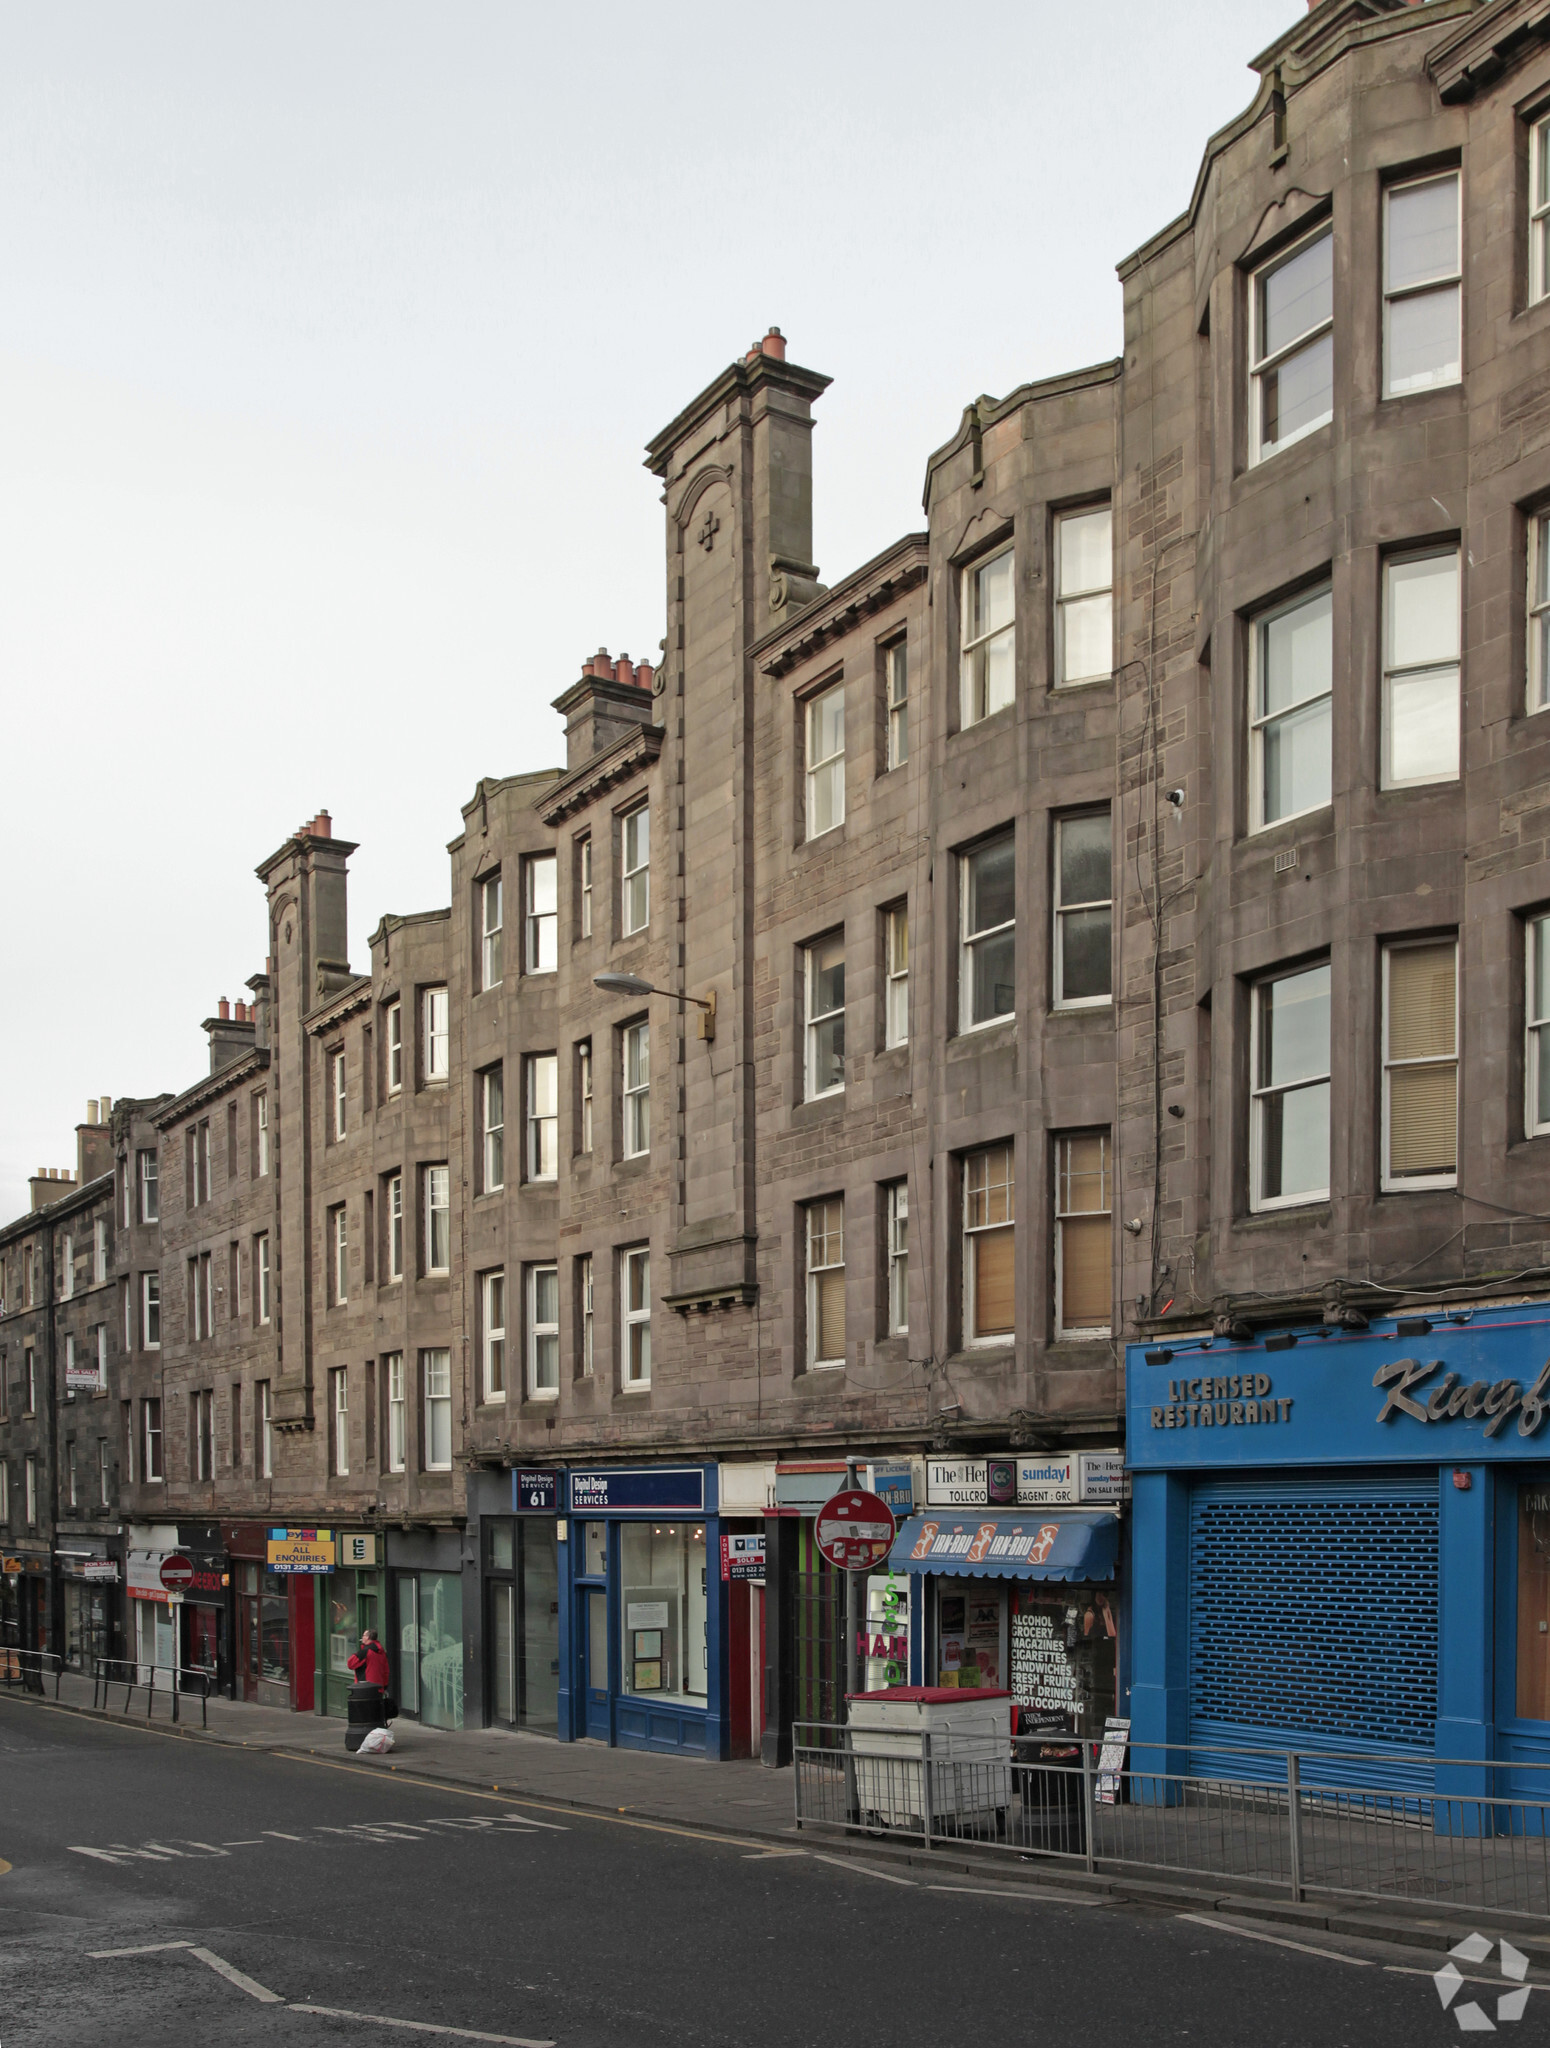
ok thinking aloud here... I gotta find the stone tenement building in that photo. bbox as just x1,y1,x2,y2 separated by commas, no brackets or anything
6,0,1550,1766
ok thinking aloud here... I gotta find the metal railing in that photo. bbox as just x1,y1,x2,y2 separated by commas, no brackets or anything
793,1724,1550,1922
0,1647,65,1698
91,1656,212,1728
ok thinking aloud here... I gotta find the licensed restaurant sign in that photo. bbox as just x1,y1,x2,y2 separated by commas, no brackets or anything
266,1528,335,1574
1128,1304,1550,1470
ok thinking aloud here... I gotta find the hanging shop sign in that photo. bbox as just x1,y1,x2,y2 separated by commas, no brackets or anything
814,1491,897,1571
266,1528,335,1574
720,1534,766,1583
566,1467,705,1515
864,1460,917,1515
338,1533,379,1567
514,1470,560,1514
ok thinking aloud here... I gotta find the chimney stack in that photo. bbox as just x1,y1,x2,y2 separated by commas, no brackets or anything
218,997,231,1020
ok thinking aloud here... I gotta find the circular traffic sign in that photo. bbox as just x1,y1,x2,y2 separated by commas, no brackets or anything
159,1553,195,1592
814,1490,897,1572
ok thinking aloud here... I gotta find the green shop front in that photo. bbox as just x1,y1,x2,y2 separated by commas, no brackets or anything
314,1531,387,1720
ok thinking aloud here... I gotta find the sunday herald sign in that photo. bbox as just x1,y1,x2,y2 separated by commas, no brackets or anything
1127,1306,1550,1470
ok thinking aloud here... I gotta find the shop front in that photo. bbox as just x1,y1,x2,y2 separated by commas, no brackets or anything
480,1471,560,1736
1,1547,51,1662
54,1545,122,1674
390,1524,467,1730
222,1522,320,1710
317,1532,387,1720
1127,1301,1550,1793
559,1464,724,1756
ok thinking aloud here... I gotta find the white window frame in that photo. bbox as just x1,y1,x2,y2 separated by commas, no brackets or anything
385,1355,405,1474
622,1246,651,1387
1053,810,1113,1010
578,1254,594,1377
623,1022,650,1159
0,1459,8,1525
963,1143,1016,1348
332,1204,348,1305
1249,225,1334,465
328,1367,347,1478
1382,549,1460,790
96,1322,108,1389
67,1437,77,1509
804,935,846,1099
483,1068,505,1192
621,806,650,936
481,873,504,990
331,1048,347,1139
1383,171,1462,399
94,1218,109,1286
139,1149,159,1222
254,1092,269,1178
805,1198,846,1369
386,1175,404,1282
960,546,1015,727
579,835,593,939
142,1403,162,1485
578,1041,594,1154
1054,505,1114,687
1054,1133,1113,1339
259,1380,272,1479
1528,916,1550,1139
1382,937,1460,1193
480,1270,506,1402
1534,112,1550,306
142,1269,161,1351
423,1348,453,1471
386,1004,403,1096
1249,963,1332,1214
1249,584,1333,833
804,680,846,839
26,1453,38,1523
98,1436,110,1507
256,1233,271,1324
1530,512,1550,715
61,1234,74,1300
24,1349,37,1414
422,986,449,1083
527,1264,559,1400
884,906,909,1049
885,638,908,770
526,1054,558,1183
959,837,1016,1033
424,1165,451,1275
524,853,558,973
886,1181,908,1337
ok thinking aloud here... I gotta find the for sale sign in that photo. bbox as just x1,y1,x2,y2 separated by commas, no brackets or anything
814,1490,896,1572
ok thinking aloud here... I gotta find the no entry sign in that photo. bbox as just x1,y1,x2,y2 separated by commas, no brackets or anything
814,1490,897,1572
158,1553,195,1592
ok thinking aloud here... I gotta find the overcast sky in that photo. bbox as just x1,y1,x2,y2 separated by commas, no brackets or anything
0,0,1293,1217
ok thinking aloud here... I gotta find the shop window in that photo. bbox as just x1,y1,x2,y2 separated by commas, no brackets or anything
1250,961,1331,1209
805,1197,845,1369
619,1521,707,1706
1382,938,1458,1191
1518,1484,1550,1720
1054,1133,1111,1338
963,1143,1015,1345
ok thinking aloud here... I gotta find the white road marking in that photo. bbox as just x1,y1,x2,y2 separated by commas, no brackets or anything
187,1946,284,2002
1384,1965,1547,1992
1174,1912,1373,1966
88,1942,194,1958
222,1839,264,1846
422,1814,567,1834
742,1848,807,1859
69,1845,173,1866
807,1852,915,1886
262,1830,306,1841
929,1883,1101,1906
290,2004,553,2045
179,1842,231,1856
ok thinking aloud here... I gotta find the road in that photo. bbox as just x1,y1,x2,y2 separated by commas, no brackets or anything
0,1691,1514,2047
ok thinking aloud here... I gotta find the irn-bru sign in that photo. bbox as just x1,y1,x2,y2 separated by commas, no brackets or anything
907,1518,1062,1568
266,1528,335,1574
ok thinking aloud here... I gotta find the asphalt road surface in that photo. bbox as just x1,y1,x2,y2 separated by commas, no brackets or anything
0,1692,1518,2047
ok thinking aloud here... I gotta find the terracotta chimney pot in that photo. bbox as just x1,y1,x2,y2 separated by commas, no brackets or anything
218,998,230,1020
761,327,786,361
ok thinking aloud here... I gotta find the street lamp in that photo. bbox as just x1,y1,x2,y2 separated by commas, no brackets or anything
593,972,716,1041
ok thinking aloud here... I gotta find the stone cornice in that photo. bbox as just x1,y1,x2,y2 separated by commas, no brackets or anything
1427,0,1550,101
153,1047,270,1129
755,535,929,678
644,353,831,478
305,976,374,1038
535,722,664,827
921,361,1121,510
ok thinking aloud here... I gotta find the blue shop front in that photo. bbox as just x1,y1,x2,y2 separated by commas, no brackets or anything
556,1464,727,1757
1127,1303,1550,1791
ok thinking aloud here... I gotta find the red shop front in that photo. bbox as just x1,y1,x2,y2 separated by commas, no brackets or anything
222,1523,315,1710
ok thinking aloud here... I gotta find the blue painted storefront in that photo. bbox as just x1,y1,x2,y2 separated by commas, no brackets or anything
1125,1305,1550,1793
549,1464,728,1759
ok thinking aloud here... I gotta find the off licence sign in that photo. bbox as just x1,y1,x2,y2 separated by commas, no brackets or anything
814,1490,896,1571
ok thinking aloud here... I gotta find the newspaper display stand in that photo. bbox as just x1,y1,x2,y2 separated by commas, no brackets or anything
846,1685,1012,1835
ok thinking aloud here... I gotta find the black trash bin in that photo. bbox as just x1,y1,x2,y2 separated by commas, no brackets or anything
1014,1724,1087,1854
345,1682,386,1752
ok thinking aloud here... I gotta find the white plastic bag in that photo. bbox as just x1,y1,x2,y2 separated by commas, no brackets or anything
358,1726,395,1755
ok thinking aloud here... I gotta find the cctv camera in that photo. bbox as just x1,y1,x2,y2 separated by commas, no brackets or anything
1166,787,1185,807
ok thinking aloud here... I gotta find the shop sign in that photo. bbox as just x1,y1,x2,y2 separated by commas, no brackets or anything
567,1468,705,1515
774,1462,847,1511
720,1533,766,1583
266,1527,335,1574
159,1554,195,1592
927,1456,1115,1507
864,1460,916,1514
1017,1457,1077,1505
814,1491,897,1571
2,1557,23,1575
1078,1453,1126,1502
514,1470,559,1514
339,1534,379,1566
908,1518,1063,1568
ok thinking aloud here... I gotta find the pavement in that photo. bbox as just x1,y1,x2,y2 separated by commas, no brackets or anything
2,1690,1539,2048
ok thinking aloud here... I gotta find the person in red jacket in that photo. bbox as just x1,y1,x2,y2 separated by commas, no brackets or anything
347,1629,391,1689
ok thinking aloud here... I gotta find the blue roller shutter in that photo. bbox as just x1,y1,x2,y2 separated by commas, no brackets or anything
1187,1473,1439,1788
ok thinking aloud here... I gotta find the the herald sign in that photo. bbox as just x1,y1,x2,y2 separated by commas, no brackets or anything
158,1553,195,1592
814,1490,897,1572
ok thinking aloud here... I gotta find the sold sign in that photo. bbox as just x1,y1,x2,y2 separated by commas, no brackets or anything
814,1490,897,1571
